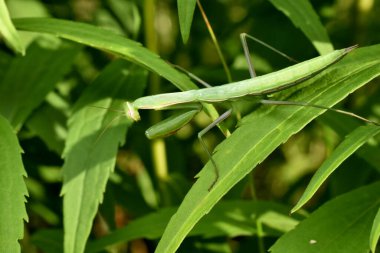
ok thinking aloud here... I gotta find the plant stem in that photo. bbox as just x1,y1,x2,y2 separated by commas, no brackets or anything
197,0,232,83
256,220,266,253
143,0,169,182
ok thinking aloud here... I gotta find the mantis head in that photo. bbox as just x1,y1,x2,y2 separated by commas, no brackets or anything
125,102,141,121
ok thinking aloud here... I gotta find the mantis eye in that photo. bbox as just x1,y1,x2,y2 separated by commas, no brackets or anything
125,102,141,121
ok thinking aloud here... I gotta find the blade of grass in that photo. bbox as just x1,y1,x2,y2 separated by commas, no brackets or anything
13,17,195,91
291,124,380,213
177,0,197,43
268,0,333,54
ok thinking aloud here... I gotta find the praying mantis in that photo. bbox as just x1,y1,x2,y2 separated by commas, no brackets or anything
111,34,379,190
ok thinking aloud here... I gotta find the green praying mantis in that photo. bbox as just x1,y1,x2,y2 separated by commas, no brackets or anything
105,34,379,190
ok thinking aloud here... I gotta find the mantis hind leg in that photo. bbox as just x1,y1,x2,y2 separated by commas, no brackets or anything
260,99,380,126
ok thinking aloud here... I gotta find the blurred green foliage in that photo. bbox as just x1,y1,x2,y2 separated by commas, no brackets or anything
1,0,380,252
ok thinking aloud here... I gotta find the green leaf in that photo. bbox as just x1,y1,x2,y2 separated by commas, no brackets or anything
319,113,380,173
370,208,380,253
269,182,380,253
12,17,228,137
13,17,197,91
291,125,380,213
0,114,28,253
85,201,299,252
0,36,79,130
177,0,197,43
155,45,380,253
0,0,24,54
61,60,147,253
268,0,333,54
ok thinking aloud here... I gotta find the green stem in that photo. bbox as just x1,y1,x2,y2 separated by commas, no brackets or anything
197,0,232,83
256,220,266,253
143,0,168,182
